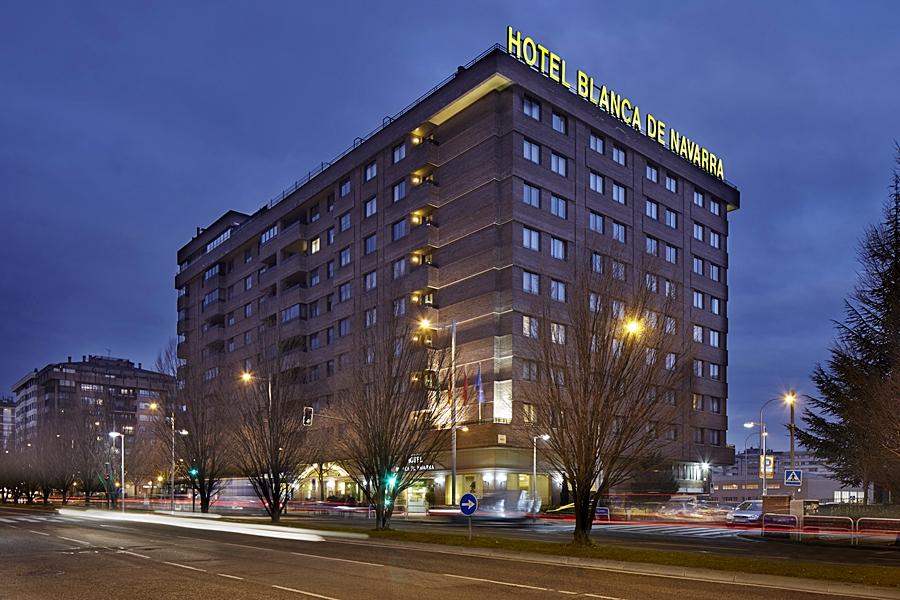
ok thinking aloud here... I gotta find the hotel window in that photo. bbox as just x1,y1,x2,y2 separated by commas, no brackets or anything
260,224,278,245
692,290,704,309
710,296,722,315
592,252,603,273
709,329,721,348
244,302,253,318
364,270,377,291
523,139,540,164
646,164,658,182
392,179,407,202
612,182,626,204
339,246,351,267
550,237,566,260
709,199,721,216
340,179,351,197
589,171,604,193
365,161,377,181
693,359,704,377
364,196,377,218
589,132,604,154
645,236,659,256
244,275,253,290
310,237,321,254
310,268,320,287
708,429,723,446
522,182,541,207
522,270,540,295
589,210,603,233
709,363,721,381
364,307,377,329
709,397,722,414
664,315,676,334
709,263,721,282
692,256,704,275
692,393,704,411
693,190,704,207
612,221,626,243
523,95,541,120
645,199,658,220
281,304,300,323
339,212,352,232
550,279,567,302
710,230,722,249
327,227,335,245
391,219,408,241
645,273,658,293
392,142,406,163
552,112,567,134
665,244,678,264
693,325,704,343
612,260,626,281
665,352,676,370
694,222,705,241
393,296,407,317
204,264,220,281
522,226,540,251
665,175,677,193
551,152,567,177
612,146,626,166
364,233,377,255
338,282,352,302
551,322,566,345
665,208,678,229
392,257,407,279
550,195,568,219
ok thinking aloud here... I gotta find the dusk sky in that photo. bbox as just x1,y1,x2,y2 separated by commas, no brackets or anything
2,2,899,450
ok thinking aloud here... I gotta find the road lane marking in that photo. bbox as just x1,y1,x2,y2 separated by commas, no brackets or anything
584,594,626,600
58,536,90,545
117,550,151,559
217,573,245,581
163,561,206,572
0,518,13,522
271,584,339,599
290,551,381,567
28,530,50,536
444,573,548,591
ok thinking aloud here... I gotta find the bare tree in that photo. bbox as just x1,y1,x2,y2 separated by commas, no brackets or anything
155,339,232,513
522,258,689,545
231,332,309,523
332,307,450,530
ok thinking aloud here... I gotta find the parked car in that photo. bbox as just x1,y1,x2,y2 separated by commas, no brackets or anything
725,500,763,526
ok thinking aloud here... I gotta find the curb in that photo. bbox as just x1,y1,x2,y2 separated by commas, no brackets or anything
338,537,900,599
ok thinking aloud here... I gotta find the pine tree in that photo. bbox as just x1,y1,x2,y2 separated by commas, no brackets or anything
797,145,900,503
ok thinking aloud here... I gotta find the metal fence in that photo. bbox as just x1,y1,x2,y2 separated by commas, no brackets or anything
762,512,900,546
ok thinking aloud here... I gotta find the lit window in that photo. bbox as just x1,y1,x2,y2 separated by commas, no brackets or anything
310,237,321,254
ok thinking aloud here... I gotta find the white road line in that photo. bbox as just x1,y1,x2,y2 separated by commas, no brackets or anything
271,584,340,599
117,550,151,559
217,573,245,581
0,518,15,523
290,551,381,567
444,573,549,591
584,594,626,600
28,530,50,536
58,536,90,545
163,561,206,572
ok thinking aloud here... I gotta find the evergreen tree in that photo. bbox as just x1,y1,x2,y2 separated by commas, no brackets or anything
798,145,900,503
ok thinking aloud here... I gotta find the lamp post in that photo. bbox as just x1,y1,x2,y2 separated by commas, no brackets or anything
784,390,797,470
419,318,458,506
241,371,273,415
756,391,796,496
150,402,187,512
108,432,125,513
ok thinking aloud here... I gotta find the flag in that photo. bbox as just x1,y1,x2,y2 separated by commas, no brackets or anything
475,363,485,404
462,366,469,404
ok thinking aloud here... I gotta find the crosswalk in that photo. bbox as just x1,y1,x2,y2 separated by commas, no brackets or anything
0,515,73,524
592,523,740,539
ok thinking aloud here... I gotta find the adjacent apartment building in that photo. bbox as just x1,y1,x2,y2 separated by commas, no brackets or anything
175,39,739,505
11,355,172,448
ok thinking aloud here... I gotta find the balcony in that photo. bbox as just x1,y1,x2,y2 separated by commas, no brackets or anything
202,324,225,346
177,294,190,311
407,222,440,249
408,265,440,290
176,318,190,335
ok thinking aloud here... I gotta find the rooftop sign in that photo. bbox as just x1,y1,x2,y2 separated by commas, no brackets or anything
506,26,725,181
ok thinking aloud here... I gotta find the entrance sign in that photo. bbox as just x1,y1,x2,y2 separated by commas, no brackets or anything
506,26,726,181
784,470,802,487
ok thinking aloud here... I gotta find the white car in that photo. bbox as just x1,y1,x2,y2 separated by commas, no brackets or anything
725,500,763,526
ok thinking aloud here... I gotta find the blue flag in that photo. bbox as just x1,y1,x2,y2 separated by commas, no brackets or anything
476,364,485,404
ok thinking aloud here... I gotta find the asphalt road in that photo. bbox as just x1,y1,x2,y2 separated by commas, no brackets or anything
0,505,889,600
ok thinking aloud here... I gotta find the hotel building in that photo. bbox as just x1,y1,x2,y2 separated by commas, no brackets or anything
175,43,739,506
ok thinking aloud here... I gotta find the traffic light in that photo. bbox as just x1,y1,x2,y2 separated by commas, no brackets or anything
188,467,199,478
385,474,397,490
302,406,314,427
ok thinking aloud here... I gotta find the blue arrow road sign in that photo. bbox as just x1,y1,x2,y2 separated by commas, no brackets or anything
459,493,478,516
784,469,802,486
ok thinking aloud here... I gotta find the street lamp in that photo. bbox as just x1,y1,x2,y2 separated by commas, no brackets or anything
149,402,186,513
532,434,550,511
241,371,273,414
756,391,796,496
108,432,125,513
624,319,643,335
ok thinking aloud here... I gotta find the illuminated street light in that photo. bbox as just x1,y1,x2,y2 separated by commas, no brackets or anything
109,431,125,513
532,434,551,516
624,319,642,335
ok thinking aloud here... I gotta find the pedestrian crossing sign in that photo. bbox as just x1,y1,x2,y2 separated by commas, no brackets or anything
784,469,802,486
